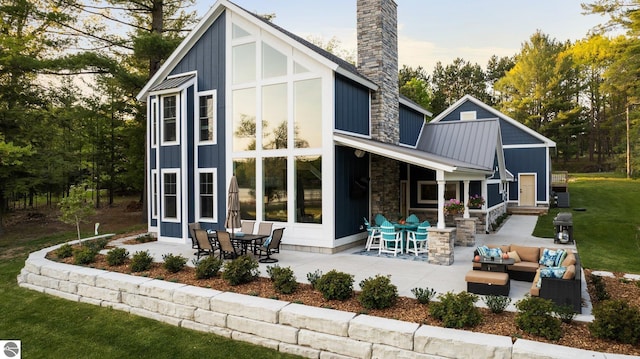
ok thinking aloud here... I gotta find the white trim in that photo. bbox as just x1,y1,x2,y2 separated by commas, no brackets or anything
503,143,549,149
161,168,181,223
431,94,556,147
196,90,218,145
518,173,537,207
195,168,218,223
400,97,432,116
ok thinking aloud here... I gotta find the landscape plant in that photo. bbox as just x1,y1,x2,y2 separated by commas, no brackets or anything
315,270,354,301
222,255,259,286
266,265,298,294
306,269,322,289
430,291,482,328
483,294,512,313
130,250,154,272
515,296,562,340
72,245,98,265
106,247,129,266
589,299,640,344
358,275,398,309
162,253,187,273
193,256,223,279
411,287,437,304
55,243,73,259
58,183,96,241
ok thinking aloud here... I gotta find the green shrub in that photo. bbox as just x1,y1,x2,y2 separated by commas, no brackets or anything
358,275,398,309
222,256,259,286
162,253,187,273
411,287,437,304
554,304,577,323
306,269,322,289
515,296,562,340
267,265,298,294
315,270,354,301
106,247,129,266
84,237,109,252
130,250,154,272
589,273,610,302
430,291,482,328
55,243,73,259
193,256,223,279
135,234,155,243
483,295,512,314
73,246,98,265
589,300,640,344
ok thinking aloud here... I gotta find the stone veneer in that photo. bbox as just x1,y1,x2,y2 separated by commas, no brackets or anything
17,242,630,359
357,0,399,144
455,217,477,247
369,154,400,221
427,227,456,265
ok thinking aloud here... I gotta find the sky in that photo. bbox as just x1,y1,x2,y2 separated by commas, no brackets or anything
192,0,608,72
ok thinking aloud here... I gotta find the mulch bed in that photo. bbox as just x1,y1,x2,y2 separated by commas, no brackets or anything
48,251,640,356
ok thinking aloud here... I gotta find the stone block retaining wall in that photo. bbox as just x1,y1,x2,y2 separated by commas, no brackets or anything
17,244,632,359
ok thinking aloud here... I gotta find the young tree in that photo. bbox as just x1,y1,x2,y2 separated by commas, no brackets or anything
59,183,96,241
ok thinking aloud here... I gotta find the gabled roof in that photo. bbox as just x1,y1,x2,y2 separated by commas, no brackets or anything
430,94,556,147
137,0,379,101
416,118,502,172
149,74,195,92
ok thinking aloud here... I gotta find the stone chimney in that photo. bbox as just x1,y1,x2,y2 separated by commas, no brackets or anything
357,0,399,144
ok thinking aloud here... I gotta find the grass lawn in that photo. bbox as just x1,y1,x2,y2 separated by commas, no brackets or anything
0,220,300,358
533,174,640,274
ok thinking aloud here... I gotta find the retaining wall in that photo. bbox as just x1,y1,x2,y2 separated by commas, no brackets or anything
17,243,633,359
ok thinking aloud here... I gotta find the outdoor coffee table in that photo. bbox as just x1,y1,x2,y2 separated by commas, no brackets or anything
473,257,515,272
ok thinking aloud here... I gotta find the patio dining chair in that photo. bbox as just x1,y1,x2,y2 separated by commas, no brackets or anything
255,222,275,253
374,213,387,227
379,220,402,256
188,222,201,255
257,228,285,263
406,220,430,256
364,217,381,251
216,230,239,260
241,220,255,234
405,214,420,224
193,228,218,260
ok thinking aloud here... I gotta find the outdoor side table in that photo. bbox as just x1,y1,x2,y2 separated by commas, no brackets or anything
473,257,515,272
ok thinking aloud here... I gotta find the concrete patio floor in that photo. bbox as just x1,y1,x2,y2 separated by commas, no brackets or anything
110,215,592,320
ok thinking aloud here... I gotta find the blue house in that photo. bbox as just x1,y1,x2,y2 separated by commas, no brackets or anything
136,0,513,251
431,94,557,211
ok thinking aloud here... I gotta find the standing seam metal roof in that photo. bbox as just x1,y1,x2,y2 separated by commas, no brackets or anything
149,74,195,92
416,118,500,171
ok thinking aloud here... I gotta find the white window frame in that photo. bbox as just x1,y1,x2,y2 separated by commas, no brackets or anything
161,169,181,222
150,98,158,148
161,94,180,146
196,90,217,144
196,167,218,222
417,181,459,204
460,111,477,121
151,169,158,219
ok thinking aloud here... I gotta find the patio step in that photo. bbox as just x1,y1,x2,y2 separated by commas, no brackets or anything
507,206,548,215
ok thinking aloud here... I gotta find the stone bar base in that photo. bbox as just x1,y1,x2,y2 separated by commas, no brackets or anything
427,227,456,265
455,217,477,247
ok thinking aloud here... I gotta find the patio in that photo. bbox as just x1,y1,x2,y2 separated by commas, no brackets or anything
110,215,592,319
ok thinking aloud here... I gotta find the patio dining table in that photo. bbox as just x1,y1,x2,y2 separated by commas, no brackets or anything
208,232,269,256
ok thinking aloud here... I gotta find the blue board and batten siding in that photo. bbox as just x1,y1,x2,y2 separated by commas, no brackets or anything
505,147,547,201
335,74,370,136
439,101,494,122
399,105,424,146
169,12,227,231
335,146,370,238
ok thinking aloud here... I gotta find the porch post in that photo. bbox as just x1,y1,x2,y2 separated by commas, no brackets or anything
481,179,487,210
463,180,470,219
437,179,446,229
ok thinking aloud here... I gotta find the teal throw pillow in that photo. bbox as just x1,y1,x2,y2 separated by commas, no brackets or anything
537,266,567,287
539,248,563,267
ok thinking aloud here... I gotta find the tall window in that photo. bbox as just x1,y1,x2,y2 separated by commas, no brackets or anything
264,157,287,221
294,79,322,148
295,156,322,223
163,172,178,219
199,94,215,142
162,95,177,143
233,159,256,220
151,99,158,147
151,170,158,219
199,171,216,220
